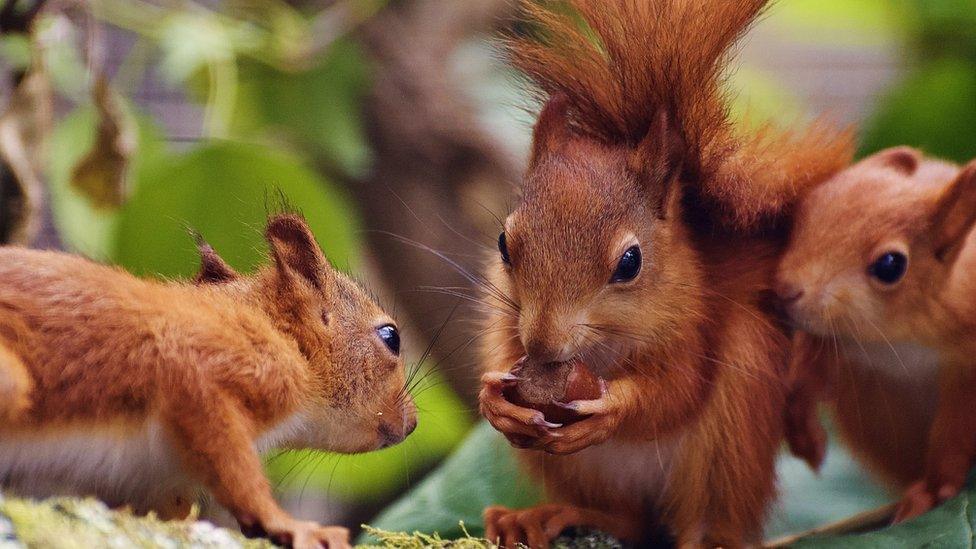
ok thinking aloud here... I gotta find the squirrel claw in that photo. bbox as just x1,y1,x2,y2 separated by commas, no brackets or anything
532,415,562,430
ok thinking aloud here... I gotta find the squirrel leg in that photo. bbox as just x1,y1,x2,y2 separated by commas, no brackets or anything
894,364,976,523
484,504,638,549
784,335,833,472
163,391,350,549
0,343,31,424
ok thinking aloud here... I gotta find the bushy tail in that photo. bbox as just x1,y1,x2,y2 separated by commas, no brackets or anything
506,0,853,229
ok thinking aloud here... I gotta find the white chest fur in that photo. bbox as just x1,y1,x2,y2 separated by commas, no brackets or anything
840,340,941,379
841,342,940,386
556,436,678,509
0,413,306,508
0,421,194,507
839,340,941,412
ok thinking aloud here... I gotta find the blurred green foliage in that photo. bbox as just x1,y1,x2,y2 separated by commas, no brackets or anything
233,40,372,177
795,474,976,548
859,59,976,162
859,0,976,162
47,106,167,259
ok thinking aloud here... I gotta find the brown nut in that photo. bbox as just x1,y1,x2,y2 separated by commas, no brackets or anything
503,356,602,425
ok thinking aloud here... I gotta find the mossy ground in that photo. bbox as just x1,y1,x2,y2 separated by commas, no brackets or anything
0,492,622,549
0,492,271,548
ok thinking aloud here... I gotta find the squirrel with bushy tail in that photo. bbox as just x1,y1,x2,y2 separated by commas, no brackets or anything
477,1,853,547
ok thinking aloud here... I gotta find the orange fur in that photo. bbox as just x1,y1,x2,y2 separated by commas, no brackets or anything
0,214,417,549
479,1,852,546
779,149,976,522
505,0,853,230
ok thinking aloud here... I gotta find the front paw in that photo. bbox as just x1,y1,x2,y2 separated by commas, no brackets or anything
242,516,350,549
784,402,827,472
893,480,963,524
480,372,562,447
536,381,622,454
893,481,937,523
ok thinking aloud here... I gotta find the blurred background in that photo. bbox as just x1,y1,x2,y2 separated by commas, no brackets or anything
1,0,974,542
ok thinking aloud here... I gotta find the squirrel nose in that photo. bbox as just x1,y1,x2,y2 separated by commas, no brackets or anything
524,339,574,363
775,281,804,304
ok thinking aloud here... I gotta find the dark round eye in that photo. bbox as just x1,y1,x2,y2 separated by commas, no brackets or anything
611,245,642,283
868,251,908,285
377,324,400,356
498,232,511,265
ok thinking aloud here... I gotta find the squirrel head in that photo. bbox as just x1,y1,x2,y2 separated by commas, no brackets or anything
492,96,702,374
200,214,417,453
777,147,976,343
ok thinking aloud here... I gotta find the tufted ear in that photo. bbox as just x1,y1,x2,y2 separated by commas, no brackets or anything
193,237,239,284
931,162,976,267
529,93,571,168
868,146,921,176
265,214,332,289
628,109,685,219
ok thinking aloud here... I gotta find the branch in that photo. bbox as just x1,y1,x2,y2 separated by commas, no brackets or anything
764,503,897,547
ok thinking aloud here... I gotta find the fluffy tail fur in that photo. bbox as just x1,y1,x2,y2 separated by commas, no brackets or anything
506,0,853,229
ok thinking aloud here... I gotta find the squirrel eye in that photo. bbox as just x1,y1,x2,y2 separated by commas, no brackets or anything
498,232,511,265
611,245,642,283
377,324,400,356
868,251,908,285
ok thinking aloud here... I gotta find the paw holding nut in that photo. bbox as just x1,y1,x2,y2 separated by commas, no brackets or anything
480,356,614,453
502,356,602,425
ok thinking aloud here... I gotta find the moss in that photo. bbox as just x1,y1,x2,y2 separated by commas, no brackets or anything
0,492,271,548
0,492,622,549
361,524,623,549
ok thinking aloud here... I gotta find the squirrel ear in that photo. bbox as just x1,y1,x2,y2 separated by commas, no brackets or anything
870,146,921,176
193,237,239,284
629,110,685,219
529,93,571,167
265,214,330,289
931,162,976,266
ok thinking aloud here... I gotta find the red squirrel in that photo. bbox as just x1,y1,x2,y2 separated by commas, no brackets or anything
777,147,976,522
476,1,853,546
0,213,417,549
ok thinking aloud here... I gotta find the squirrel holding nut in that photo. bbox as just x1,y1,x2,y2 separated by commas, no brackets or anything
0,213,417,549
477,0,852,546
777,147,976,522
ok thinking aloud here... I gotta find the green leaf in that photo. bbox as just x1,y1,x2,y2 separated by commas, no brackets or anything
363,422,542,543
112,140,357,277
793,477,976,548
767,441,890,538
367,425,890,544
232,39,372,177
47,106,169,259
0,33,31,71
859,58,976,163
